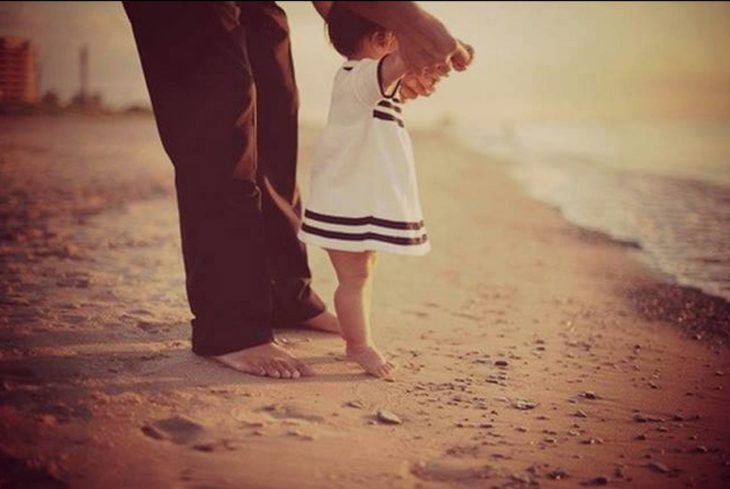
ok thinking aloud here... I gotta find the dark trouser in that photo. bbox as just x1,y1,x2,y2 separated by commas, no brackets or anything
124,1,325,356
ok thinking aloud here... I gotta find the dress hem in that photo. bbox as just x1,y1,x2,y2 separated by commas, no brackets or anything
298,230,431,256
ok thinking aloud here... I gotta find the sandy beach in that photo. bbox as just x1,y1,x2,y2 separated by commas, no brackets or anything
1,116,729,489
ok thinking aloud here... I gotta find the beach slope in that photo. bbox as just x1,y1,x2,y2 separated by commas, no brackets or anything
0,117,728,488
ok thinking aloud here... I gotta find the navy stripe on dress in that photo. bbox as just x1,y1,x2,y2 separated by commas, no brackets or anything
301,223,428,246
377,100,402,113
305,209,423,230
373,110,404,128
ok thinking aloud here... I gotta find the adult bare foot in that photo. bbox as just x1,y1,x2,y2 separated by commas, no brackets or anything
346,345,397,380
214,342,314,379
300,310,341,335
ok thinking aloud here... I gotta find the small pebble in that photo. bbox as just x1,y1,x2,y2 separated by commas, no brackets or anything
511,399,538,410
141,425,166,440
376,409,402,425
547,468,569,480
287,430,317,441
647,461,670,474
582,437,604,445
583,475,609,486
192,442,217,452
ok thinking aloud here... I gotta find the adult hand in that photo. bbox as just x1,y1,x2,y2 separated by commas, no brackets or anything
451,41,475,72
396,13,474,75
333,2,474,90
333,2,475,101
396,16,451,74
398,40,473,101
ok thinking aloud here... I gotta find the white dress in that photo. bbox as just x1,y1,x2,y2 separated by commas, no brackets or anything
298,57,430,256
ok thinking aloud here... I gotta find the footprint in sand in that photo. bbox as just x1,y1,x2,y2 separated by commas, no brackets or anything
409,309,430,319
0,449,68,489
141,415,204,444
444,444,482,459
258,404,325,423
411,460,495,484
136,321,161,334
0,366,41,385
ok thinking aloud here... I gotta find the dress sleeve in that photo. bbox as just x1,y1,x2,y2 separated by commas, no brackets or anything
346,58,389,108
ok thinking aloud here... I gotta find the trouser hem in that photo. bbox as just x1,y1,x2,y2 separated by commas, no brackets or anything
191,317,274,356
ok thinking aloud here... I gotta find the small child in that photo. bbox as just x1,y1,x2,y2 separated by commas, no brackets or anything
298,5,436,379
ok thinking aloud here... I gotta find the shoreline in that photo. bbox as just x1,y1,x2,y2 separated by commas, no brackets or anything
446,124,730,309
569,224,730,348
1,117,729,488
441,129,730,347
548,218,730,348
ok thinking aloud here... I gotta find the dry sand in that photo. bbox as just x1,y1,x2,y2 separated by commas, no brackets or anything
1,116,729,488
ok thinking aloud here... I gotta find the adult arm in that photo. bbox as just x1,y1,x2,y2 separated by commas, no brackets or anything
336,1,473,73
312,1,333,20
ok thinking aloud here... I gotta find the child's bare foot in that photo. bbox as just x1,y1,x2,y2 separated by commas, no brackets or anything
346,345,396,380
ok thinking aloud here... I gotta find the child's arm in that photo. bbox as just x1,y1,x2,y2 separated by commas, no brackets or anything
379,51,408,97
381,52,440,100
349,54,438,107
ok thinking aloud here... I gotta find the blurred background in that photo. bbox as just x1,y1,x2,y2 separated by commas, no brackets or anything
3,1,730,123
1,1,729,300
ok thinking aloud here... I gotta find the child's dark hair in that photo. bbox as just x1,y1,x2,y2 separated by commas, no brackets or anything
326,4,387,58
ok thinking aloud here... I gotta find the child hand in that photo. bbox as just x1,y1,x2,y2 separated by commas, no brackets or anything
399,70,442,101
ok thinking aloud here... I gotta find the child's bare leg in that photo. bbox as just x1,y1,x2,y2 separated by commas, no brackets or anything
327,250,396,379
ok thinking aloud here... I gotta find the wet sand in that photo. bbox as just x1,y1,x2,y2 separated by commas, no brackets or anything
1,116,729,488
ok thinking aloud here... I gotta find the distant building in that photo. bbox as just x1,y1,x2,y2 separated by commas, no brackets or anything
0,36,39,104
75,44,90,105
70,44,104,112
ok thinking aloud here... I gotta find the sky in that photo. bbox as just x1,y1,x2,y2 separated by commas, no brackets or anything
2,1,730,126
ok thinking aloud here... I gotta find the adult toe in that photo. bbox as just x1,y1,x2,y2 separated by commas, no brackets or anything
263,362,281,378
273,360,294,379
241,363,267,377
294,360,315,377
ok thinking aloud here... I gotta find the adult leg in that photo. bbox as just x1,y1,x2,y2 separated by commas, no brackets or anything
124,2,310,377
239,2,336,332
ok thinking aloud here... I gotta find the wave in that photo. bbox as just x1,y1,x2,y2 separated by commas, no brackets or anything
449,119,730,302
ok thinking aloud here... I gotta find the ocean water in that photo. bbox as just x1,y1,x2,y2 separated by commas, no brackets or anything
455,120,730,302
